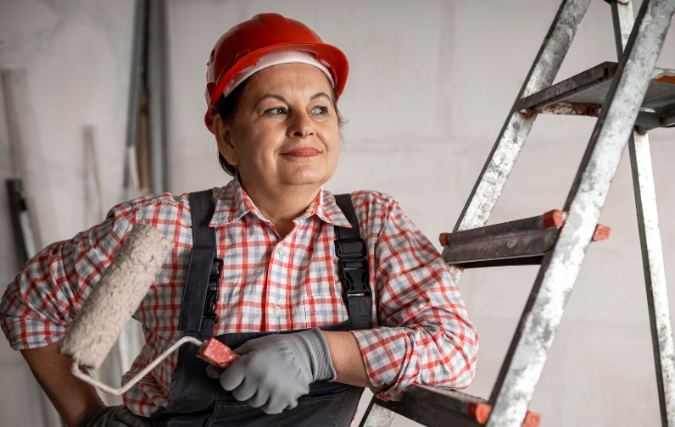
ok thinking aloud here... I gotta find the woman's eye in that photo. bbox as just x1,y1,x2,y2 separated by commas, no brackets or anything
264,107,287,115
310,106,328,115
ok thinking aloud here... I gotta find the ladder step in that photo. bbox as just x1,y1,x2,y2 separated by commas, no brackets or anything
514,62,675,132
440,210,610,268
372,385,541,427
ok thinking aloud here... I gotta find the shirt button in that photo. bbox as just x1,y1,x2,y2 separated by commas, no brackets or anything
277,246,285,255
273,306,281,316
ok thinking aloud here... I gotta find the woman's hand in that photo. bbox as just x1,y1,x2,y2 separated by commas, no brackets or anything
206,328,336,414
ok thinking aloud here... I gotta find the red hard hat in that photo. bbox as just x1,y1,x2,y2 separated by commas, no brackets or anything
204,13,349,133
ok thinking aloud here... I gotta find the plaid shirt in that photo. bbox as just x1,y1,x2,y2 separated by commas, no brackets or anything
1,176,478,417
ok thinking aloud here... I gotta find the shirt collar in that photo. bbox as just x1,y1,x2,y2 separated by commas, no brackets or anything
209,175,352,228
314,189,352,228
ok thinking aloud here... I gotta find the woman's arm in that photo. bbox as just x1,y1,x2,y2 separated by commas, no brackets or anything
0,202,140,424
21,342,104,427
347,193,478,400
323,331,371,388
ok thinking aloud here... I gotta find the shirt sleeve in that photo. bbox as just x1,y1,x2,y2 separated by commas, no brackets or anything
0,201,137,350
350,193,478,401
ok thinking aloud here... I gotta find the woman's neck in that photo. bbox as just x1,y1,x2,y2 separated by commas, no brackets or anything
239,176,321,239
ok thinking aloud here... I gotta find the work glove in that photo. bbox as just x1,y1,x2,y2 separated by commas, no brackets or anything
206,328,337,415
75,405,151,427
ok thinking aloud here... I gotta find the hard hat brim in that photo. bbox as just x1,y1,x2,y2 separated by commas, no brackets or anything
205,42,348,133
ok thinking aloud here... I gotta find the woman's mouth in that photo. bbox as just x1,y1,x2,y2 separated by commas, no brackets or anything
281,147,320,158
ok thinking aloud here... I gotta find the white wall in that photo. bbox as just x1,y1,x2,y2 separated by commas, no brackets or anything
0,1,134,425
1,0,675,426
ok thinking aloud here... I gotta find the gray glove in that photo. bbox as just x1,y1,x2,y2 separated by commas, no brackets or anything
206,328,336,414
75,405,151,427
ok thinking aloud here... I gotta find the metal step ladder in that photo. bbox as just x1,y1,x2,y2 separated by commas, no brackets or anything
359,0,675,426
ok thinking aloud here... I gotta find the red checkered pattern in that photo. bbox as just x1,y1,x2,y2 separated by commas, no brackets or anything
1,176,478,417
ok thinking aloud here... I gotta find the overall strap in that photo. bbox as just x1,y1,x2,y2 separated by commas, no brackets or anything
179,190,223,336
333,194,372,330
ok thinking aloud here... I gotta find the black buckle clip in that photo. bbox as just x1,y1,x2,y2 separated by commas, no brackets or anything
204,258,223,323
210,258,223,283
339,264,371,297
335,238,371,298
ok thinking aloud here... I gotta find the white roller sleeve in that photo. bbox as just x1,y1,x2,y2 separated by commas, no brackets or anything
58,224,174,369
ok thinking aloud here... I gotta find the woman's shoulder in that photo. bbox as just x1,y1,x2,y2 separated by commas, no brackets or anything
328,190,401,228
345,190,398,212
329,190,415,242
105,191,193,223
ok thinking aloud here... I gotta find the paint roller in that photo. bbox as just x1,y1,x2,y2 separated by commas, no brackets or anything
58,224,239,395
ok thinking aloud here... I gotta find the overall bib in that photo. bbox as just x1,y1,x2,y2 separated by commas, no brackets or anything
152,190,372,427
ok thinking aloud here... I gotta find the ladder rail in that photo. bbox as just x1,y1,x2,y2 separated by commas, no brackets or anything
486,1,675,426
629,130,675,427
444,0,592,285
450,0,592,233
610,1,675,425
359,400,395,427
361,0,675,425
361,1,592,425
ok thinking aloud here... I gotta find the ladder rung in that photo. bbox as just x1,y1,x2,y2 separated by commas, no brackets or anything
372,385,541,427
514,62,675,132
440,210,610,268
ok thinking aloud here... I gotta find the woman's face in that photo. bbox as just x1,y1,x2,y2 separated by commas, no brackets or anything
215,63,340,194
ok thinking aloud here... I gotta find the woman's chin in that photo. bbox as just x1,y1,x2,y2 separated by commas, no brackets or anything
278,167,333,187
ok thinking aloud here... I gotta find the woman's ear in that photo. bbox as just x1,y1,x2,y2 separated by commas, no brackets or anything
214,114,239,167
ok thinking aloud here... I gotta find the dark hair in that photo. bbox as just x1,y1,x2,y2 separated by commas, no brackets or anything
215,74,344,176
216,79,251,176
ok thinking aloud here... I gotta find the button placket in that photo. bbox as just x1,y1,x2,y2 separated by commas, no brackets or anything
268,239,291,328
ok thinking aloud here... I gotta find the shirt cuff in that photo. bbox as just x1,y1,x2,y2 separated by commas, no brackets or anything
1,316,67,350
351,327,414,401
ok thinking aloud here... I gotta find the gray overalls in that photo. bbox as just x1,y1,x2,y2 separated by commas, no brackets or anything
151,190,372,427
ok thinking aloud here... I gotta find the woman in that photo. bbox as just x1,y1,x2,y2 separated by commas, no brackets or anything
0,13,477,427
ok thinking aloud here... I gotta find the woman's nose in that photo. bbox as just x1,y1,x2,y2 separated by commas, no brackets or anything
289,111,315,138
